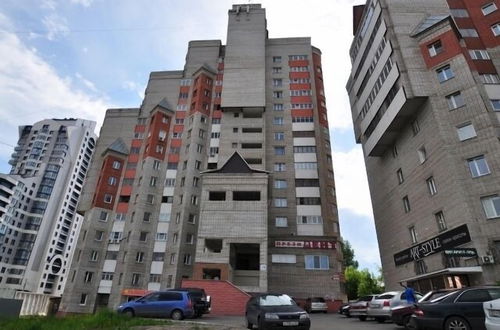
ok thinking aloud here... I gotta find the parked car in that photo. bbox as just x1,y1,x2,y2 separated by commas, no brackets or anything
304,297,328,313
338,303,351,317
412,286,500,330
245,293,310,330
349,295,377,321
169,287,211,317
484,298,500,330
117,290,195,320
391,289,456,329
367,291,423,323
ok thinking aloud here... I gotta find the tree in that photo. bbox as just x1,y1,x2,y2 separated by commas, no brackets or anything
344,266,361,300
341,240,359,269
357,269,383,296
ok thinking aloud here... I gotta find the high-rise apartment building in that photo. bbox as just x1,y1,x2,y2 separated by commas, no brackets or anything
347,0,500,291
60,4,343,313
0,119,96,303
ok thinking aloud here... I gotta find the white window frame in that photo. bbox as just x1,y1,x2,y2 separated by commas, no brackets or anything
435,211,447,231
468,155,491,178
457,123,477,141
272,254,296,263
428,40,443,57
492,23,500,36
437,65,454,83
409,226,418,244
305,255,329,270
274,198,287,208
481,195,500,219
426,177,437,196
482,2,498,15
447,92,465,109
274,179,287,189
491,99,500,111
275,217,288,227
469,49,491,60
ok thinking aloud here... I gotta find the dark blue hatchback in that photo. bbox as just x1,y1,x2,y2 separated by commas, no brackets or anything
117,291,195,320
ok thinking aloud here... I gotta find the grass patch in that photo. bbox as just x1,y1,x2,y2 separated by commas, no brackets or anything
0,309,171,330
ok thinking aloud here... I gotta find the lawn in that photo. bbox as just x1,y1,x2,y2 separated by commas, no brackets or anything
0,309,172,330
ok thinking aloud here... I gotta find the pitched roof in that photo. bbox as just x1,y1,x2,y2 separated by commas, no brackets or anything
104,138,129,156
157,98,174,112
202,151,268,174
410,14,452,37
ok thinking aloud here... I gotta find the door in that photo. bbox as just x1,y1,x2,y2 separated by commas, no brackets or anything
455,289,491,329
134,293,160,317
246,298,259,325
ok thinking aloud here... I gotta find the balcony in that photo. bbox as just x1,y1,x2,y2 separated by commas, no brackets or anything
364,86,427,156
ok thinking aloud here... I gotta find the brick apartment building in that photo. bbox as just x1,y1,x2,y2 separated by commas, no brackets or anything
60,4,344,313
347,0,500,291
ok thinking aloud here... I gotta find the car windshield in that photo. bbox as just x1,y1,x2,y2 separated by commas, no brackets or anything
376,294,395,300
260,294,295,306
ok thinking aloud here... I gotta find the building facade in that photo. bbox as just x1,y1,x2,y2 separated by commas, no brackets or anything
347,0,500,291
0,119,96,301
60,4,343,313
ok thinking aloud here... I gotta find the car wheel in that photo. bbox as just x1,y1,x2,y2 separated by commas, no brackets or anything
246,317,253,329
359,315,367,321
376,317,385,323
123,308,134,317
444,316,470,330
402,315,411,329
171,309,184,320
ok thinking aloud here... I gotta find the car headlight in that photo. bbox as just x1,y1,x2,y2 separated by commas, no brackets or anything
265,313,279,319
300,313,309,320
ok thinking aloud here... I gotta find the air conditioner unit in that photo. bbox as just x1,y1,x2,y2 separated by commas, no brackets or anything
481,255,495,265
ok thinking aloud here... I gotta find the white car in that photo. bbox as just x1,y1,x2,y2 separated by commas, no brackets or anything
484,298,500,330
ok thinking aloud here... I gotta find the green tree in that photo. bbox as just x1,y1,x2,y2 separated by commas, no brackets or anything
344,266,361,300
341,240,359,269
357,269,383,296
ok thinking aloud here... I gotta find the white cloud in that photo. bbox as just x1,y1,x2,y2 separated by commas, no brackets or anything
76,72,98,92
122,80,145,99
0,23,111,161
333,145,373,218
42,13,69,40
71,0,94,7
40,0,57,10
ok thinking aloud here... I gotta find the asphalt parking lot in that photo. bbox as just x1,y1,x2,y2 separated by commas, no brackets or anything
195,313,403,330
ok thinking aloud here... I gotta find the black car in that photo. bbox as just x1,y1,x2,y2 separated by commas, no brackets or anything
245,293,310,330
412,286,500,330
391,289,456,329
169,288,211,317
339,303,350,317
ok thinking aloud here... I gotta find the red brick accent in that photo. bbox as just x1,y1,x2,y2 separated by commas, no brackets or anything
212,110,222,119
290,72,310,79
144,110,172,160
291,109,314,118
290,83,311,90
173,125,184,133
291,96,313,103
181,280,251,316
134,125,146,133
92,155,124,210
190,73,213,116
312,51,328,128
288,59,309,67
176,111,186,119
419,30,462,69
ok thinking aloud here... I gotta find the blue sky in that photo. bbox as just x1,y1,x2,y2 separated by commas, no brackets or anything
0,0,380,273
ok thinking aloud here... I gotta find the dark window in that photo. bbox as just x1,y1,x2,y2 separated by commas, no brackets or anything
233,191,260,201
159,292,183,301
209,191,226,201
295,179,320,187
205,239,223,253
241,143,262,149
242,127,263,133
457,289,491,302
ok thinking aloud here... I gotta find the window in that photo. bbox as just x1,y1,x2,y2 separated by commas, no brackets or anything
104,194,113,204
273,79,283,87
428,40,443,57
297,216,323,224
447,92,465,109
403,196,411,213
183,254,192,265
426,177,437,196
392,144,398,158
457,123,477,141
273,104,284,111
273,91,283,99
99,211,108,222
188,213,196,224
274,163,286,172
468,156,490,177
84,271,93,283
450,9,469,17
272,254,296,263
460,28,479,37
481,74,500,84
90,250,98,261
131,273,140,286
153,160,161,170
482,195,500,219
185,233,194,244
107,176,117,186
190,195,198,205
274,132,285,140
94,230,104,241
149,176,157,187
272,56,281,63
136,252,144,263
274,198,287,207
305,255,329,270
146,194,155,204
491,99,500,111
112,161,121,169
435,211,447,231
482,2,498,15
139,232,148,242
192,177,199,187
409,226,417,244
397,168,404,184
275,217,288,227
492,23,500,36
273,117,284,125
274,180,287,189
412,119,420,135
209,191,226,201
80,294,87,305
417,146,427,164
274,146,285,155
102,272,113,281
437,65,454,83
469,50,490,60
272,67,282,74
233,191,260,201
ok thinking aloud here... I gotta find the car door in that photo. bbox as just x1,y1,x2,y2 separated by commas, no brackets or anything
135,293,159,317
455,289,492,329
160,292,183,317
246,297,260,325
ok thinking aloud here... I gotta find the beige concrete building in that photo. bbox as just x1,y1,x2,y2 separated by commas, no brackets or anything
60,4,343,314
347,0,500,291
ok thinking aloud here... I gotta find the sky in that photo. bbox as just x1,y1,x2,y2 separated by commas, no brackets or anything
0,0,380,273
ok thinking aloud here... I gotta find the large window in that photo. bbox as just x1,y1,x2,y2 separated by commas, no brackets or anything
275,217,288,227
468,156,490,178
457,123,477,141
274,198,287,207
437,65,454,83
305,255,329,270
481,195,500,219
426,177,437,196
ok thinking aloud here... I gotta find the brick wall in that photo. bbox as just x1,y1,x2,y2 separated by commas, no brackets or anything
182,279,251,315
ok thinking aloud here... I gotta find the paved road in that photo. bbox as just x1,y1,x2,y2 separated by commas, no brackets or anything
194,313,402,330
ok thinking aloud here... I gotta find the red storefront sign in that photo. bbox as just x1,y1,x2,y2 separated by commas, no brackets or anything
274,240,335,249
